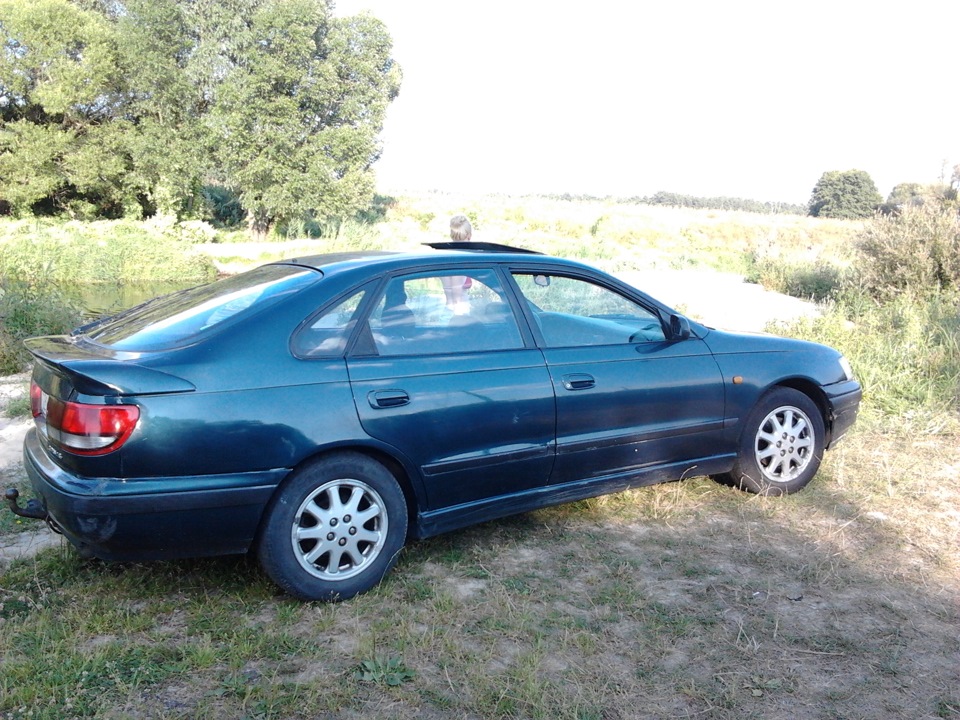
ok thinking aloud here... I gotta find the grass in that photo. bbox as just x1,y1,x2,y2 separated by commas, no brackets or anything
1,443,957,719
1,194,958,719
0,218,217,285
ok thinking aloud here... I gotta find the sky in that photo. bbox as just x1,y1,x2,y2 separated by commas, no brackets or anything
333,0,959,205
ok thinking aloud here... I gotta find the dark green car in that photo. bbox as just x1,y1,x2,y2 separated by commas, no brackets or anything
11,243,861,600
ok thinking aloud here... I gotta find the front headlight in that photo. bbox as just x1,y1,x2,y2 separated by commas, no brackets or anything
838,355,855,382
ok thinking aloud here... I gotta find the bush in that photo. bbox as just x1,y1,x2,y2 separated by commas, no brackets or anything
855,204,960,301
0,277,83,374
748,257,846,302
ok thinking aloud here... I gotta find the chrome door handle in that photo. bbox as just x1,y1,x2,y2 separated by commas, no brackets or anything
368,390,410,408
561,373,595,391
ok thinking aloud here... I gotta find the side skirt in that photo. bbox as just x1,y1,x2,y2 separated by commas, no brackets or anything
413,453,736,539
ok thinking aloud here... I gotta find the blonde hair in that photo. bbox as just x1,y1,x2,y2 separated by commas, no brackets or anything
449,214,473,241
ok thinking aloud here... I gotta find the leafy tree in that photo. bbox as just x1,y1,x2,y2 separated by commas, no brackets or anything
880,181,958,215
0,0,123,214
0,0,400,234
0,0,205,217
210,1,400,239
808,170,883,219
886,183,925,207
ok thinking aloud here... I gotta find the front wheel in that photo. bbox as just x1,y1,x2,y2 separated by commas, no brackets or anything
713,387,825,496
257,452,408,601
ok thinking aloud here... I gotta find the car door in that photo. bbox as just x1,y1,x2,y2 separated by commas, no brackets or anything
346,268,556,512
509,271,727,486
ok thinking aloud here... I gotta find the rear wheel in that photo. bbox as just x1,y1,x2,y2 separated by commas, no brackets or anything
258,452,407,601
714,387,825,496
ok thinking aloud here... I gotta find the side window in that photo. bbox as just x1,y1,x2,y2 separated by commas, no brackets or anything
292,289,367,357
512,273,666,347
369,270,524,356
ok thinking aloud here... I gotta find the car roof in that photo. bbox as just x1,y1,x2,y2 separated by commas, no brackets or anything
274,243,568,277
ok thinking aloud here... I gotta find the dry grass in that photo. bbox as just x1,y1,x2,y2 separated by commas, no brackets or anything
1,429,957,719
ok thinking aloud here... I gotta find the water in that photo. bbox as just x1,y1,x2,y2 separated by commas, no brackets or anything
74,282,200,320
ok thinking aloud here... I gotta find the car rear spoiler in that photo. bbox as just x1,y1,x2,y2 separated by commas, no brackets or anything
24,336,196,397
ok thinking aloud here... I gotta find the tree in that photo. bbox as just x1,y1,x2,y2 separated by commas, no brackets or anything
808,170,882,219
210,1,400,239
0,0,123,215
0,0,401,232
0,0,206,217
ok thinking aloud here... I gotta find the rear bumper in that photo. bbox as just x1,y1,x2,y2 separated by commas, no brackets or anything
22,429,286,561
824,380,862,448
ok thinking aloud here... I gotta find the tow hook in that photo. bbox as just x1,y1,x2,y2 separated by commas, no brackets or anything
4,487,48,521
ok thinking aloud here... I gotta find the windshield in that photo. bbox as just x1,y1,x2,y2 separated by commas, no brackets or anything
86,265,319,351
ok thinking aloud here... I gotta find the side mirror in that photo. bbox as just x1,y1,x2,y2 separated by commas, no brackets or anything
669,314,691,341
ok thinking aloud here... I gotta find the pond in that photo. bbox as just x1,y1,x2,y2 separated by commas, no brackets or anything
74,282,199,320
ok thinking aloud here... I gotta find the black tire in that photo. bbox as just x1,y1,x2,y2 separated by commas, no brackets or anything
713,387,825,496
257,452,407,601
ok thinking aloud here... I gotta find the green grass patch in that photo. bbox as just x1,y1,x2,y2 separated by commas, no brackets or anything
0,218,217,285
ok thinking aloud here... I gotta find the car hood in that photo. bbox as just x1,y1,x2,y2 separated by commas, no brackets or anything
699,326,840,358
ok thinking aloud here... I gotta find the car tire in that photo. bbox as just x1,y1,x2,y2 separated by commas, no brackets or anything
257,452,408,601
714,387,825,496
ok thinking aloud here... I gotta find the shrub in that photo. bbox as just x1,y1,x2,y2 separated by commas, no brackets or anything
748,257,846,302
855,204,960,301
0,277,83,374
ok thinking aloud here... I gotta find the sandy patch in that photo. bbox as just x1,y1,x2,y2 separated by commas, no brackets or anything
616,269,819,332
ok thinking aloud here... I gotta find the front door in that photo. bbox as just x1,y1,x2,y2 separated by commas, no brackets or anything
510,272,727,486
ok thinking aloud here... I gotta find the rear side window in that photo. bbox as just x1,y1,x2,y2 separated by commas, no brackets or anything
86,265,318,351
368,270,524,356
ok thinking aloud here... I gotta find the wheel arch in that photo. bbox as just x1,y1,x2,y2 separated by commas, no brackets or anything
770,378,833,445
257,443,422,545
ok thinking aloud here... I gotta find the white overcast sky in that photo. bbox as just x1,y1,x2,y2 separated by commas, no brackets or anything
334,0,959,204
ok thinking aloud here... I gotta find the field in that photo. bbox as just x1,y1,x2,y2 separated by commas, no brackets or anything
1,196,958,719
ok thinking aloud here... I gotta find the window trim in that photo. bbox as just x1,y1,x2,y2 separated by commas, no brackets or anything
290,280,378,359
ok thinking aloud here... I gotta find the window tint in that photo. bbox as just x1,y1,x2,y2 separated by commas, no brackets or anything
369,270,524,356
87,265,318,351
512,273,666,347
292,289,367,357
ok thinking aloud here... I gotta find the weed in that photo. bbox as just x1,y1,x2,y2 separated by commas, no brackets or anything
354,655,416,686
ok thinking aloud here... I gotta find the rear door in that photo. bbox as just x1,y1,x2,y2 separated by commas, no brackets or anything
346,268,556,511
509,271,727,485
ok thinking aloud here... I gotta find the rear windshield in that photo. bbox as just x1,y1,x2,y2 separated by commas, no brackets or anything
85,265,319,351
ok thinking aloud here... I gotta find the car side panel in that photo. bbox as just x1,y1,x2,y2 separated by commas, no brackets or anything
543,338,729,484
119,361,365,478
24,429,281,560
348,349,556,510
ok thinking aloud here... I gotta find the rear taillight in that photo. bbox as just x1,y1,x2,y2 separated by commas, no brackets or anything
30,380,43,417
31,379,140,456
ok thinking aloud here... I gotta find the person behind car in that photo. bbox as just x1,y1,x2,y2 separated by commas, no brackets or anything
442,214,473,313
